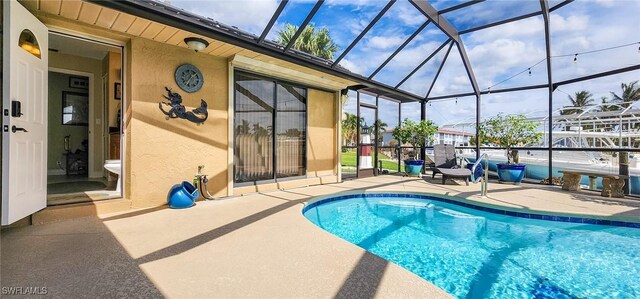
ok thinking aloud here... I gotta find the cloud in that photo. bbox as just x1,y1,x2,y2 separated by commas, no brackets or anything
367,35,405,49
549,14,589,32
340,58,365,75
396,3,425,26
166,0,278,35
325,0,378,8
595,0,616,7
465,16,545,43
465,37,547,89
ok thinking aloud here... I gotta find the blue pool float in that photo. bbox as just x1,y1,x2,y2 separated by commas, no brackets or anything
167,181,199,209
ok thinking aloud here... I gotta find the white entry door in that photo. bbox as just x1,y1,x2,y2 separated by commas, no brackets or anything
2,0,48,225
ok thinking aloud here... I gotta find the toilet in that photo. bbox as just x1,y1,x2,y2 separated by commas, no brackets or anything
104,160,121,193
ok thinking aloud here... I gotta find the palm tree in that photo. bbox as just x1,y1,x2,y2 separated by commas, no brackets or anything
374,119,388,145
600,96,620,112
341,113,361,146
560,90,594,115
610,81,640,108
276,23,338,60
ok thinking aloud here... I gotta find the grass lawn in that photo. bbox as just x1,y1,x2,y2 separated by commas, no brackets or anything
341,150,400,171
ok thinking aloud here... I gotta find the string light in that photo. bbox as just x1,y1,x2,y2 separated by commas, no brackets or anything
483,58,545,92
553,41,640,58
480,40,639,92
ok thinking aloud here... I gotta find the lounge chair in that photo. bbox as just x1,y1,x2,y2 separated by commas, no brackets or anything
429,144,471,185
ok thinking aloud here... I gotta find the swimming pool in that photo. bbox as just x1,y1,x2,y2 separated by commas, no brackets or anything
303,193,640,299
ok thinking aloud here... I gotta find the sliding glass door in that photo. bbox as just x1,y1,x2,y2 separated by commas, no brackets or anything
276,83,306,178
234,71,307,184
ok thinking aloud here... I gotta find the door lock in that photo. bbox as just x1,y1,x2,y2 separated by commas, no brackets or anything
11,101,23,117
11,125,28,133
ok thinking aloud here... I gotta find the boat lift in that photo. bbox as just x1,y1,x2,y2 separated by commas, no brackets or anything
440,102,640,150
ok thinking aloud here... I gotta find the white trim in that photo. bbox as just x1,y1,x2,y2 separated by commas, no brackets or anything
227,60,234,196
102,74,109,180
48,27,126,48
336,91,343,183
119,42,127,199
46,30,127,200
48,67,100,178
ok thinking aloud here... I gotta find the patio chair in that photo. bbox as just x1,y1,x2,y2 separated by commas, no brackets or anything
429,144,471,185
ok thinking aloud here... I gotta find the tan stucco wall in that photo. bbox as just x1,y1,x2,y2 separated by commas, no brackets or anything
128,37,228,206
49,52,104,177
307,89,337,178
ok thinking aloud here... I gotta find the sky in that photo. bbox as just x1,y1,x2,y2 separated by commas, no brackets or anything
164,0,640,132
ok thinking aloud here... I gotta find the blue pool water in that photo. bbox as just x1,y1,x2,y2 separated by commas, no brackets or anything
303,194,640,299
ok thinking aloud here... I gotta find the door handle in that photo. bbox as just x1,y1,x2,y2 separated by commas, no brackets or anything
11,125,28,133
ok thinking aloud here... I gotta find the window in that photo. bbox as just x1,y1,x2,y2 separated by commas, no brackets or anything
234,71,307,183
19,29,41,58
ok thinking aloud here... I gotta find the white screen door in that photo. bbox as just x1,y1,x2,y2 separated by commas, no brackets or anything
2,0,48,225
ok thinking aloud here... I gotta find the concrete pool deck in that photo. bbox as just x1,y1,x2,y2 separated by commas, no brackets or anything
2,175,639,298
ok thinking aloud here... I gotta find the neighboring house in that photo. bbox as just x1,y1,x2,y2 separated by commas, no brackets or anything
430,129,473,146
381,128,472,146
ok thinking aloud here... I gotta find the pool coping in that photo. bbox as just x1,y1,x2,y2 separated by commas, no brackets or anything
303,191,640,229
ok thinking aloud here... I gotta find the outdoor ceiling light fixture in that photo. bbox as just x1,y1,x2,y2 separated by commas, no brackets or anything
184,37,209,52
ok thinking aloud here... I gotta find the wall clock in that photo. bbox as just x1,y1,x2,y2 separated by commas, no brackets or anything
175,64,204,93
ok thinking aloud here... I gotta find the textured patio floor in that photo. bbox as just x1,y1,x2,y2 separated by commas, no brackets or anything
2,175,639,298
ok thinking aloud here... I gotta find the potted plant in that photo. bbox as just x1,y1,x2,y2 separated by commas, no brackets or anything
478,113,542,184
392,118,438,176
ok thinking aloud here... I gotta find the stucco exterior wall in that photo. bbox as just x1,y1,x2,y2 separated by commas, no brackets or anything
128,37,228,206
127,38,340,204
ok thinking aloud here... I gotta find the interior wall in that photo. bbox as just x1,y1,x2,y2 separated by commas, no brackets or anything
128,37,228,205
49,52,104,177
307,89,337,177
107,51,122,128
47,72,89,172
